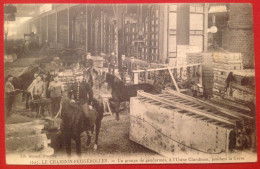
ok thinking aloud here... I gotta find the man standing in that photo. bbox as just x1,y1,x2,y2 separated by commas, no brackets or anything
30,75,45,113
108,52,117,75
83,54,96,88
84,53,94,69
48,75,64,117
120,54,128,81
5,75,17,117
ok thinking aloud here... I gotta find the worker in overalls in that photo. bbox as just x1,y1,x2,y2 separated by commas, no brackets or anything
68,75,94,129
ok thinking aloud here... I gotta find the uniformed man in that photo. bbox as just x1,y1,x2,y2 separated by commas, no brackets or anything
68,75,93,118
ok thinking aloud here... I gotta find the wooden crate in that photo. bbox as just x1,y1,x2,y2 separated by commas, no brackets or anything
129,96,230,157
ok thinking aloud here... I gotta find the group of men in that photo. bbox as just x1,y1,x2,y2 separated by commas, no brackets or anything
4,51,134,118
26,72,63,117
108,52,137,82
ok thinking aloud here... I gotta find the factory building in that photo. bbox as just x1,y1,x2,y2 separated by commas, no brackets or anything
3,3,256,163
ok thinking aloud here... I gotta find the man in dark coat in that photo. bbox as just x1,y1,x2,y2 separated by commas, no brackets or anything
68,75,94,129
69,75,93,106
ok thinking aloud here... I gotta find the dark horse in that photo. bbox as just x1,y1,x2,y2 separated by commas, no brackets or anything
104,73,160,120
60,96,104,156
11,64,48,109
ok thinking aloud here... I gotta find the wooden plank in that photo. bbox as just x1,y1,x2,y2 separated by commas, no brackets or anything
167,66,180,92
132,63,201,73
137,91,236,126
166,89,253,120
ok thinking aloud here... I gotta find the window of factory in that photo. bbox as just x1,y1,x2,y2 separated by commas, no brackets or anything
189,4,204,52
190,5,204,13
168,4,177,58
169,12,177,29
190,35,203,52
190,14,203,30
169,35,177,53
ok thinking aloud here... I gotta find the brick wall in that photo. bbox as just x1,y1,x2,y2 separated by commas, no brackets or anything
228,3,255,68
228,29,255,68
229,3,253,29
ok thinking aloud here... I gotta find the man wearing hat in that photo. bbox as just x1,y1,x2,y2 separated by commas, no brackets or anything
84,53,94,69
68,75,93,118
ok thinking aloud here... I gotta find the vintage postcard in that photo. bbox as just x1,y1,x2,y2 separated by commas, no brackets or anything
3,3,257,165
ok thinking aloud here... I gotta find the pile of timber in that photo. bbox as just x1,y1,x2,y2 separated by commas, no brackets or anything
5,120,54,155
186,53,204,64
212,53,243,95
177,45,201,66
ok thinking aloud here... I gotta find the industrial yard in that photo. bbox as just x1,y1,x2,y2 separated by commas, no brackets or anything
4,3,257,164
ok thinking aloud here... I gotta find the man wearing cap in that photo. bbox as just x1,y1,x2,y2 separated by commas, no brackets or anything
84,54,94,69
68,75,93,118
108,52,117,75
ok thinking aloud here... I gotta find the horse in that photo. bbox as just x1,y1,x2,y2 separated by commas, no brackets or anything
59,96,104,156
103,73,161,120
11,64,49,109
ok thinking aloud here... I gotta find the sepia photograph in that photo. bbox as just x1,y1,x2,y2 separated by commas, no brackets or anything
3,3,257,165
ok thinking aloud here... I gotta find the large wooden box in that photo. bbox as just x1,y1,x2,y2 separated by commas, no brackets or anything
129,96,230,157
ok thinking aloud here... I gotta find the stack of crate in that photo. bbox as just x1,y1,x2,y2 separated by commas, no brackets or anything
177,45,201,66
212,53,243,96
186,53,204,64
